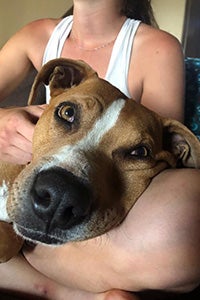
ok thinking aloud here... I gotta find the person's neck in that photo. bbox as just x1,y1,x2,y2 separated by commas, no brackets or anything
70,0,126,49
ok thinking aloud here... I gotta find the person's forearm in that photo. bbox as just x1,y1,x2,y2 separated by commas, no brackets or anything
0,253,139,300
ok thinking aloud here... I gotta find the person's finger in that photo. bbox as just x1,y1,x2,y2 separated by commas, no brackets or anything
10,132,32,153
1,145,32,164
17,105,48,141
24,104,48,118
16,118,35,142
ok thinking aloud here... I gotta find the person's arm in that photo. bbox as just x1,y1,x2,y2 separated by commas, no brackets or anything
0,253,139,299
23,169,200,295
0,25,34,100
0,19,56,164
128,24,185,122
0,18,57,101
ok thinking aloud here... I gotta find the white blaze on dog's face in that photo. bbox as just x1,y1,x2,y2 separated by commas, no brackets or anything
7,59,200,246
0,181,10,222
8,89,128,244
8,92,167,245
41,98,126,176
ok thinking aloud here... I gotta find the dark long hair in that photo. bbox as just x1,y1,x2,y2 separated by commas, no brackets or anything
121,0,158,27
62,0,158,27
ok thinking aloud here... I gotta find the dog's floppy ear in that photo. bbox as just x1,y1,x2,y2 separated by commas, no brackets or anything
28,58,97,104
163,118,200,168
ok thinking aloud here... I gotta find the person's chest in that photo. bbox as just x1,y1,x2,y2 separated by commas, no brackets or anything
61,39,143,103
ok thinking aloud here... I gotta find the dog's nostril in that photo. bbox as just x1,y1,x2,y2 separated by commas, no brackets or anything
32,183,57,216
56,206,78,228
31,167,93,229
33,190,51,209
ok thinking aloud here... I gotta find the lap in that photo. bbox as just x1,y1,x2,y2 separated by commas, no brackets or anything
24,168,200,293
1,169,200,298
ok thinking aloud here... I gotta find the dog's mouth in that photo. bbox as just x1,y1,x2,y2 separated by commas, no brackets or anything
11,166,97,244
10,163,125,245
14,223,65,245
13,203,123,245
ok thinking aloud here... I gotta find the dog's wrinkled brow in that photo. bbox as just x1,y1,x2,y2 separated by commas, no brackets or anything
77,98,126,150
40,98,126,171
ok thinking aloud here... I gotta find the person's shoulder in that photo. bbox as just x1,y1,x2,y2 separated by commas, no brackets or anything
136,23,183,58
1,18,63,70
7,17,63,58
18,17,62,39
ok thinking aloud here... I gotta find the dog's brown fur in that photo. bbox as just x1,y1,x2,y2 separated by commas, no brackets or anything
1,58,200,262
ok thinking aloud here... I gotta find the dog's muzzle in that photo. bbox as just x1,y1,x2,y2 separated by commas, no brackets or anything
31,167,93,230
12,166,95,244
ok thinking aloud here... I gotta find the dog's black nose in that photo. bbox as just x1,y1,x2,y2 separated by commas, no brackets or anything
31,167,93,230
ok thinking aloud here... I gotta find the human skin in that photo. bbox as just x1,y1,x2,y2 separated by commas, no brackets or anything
0,0,200,299
0,0,184,164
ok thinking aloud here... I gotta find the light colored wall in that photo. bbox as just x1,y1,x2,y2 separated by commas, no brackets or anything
0,0,186,48
0,0,73,47
152,0,186,41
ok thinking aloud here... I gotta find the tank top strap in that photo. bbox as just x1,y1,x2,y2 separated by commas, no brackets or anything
42,16,73,101
42,15,73,65
105,18,141,98
43,17,141,102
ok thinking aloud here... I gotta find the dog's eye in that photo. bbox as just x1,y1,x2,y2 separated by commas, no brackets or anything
112,145,151,162
58,105,75,123
130,146,149,158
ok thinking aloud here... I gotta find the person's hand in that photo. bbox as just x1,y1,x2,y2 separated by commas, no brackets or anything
0,105,46,164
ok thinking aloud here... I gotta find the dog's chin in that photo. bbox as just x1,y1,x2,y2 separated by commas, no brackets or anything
12,207,123,246
14,224,65,246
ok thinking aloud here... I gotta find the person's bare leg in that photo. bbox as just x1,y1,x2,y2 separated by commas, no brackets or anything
118,168,200,293
1,169,199,299
23,169,200,294
0,254,139,299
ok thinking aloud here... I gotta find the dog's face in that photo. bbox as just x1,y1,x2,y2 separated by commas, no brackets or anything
7,59,200,245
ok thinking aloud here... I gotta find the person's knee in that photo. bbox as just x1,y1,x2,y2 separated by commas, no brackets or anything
119,169,200,293
141,169,200,292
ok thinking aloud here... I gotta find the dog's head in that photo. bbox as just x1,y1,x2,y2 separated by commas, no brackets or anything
7,58,200,245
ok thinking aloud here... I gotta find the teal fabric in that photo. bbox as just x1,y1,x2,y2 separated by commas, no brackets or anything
184,57,200,139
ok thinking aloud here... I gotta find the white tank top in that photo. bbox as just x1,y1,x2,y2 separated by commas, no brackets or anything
43,16,141,102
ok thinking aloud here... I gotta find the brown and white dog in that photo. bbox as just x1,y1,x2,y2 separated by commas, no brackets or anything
1,58,200,262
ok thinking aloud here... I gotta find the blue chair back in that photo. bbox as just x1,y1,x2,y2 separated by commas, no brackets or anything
185,57,200,139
